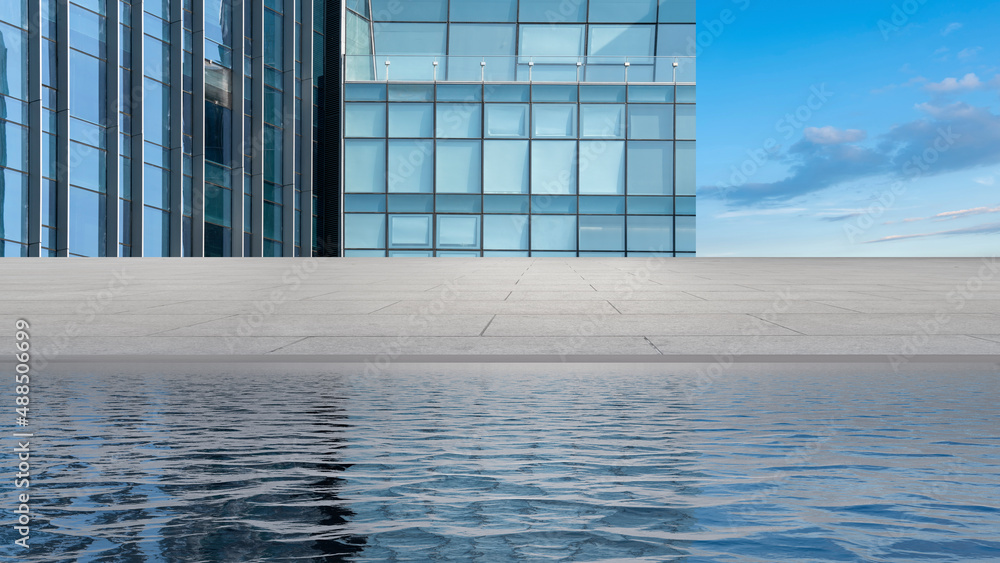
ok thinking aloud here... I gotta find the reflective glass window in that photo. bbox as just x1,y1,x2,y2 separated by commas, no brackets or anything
374,23,446,80
263,200,282,240
389,215,432,248
485,84,529,102
263,10,283,68
346,83,386,101
437,84,482,102
0,22,26,101
263,126,282,184
143,78,169,145
448,24,516,81
388,139,433,193
0,1,27,28
579,196,625,215
345,140,386,192
675,216,695,252
143,206,170,256
629,104,673,139
69,142,107,193
345,11,374,80
68,187,104,256
629,85,674,103
388,194,434,213
345,194,387,213
388,84,435,101
657,24,696,56
675,196,695,215
436,140,481,194
659,0,696,23
484,215,528,250
531,141,577,194
484,195,529,214
485,104,528,138
519,0,587,22
143,163,169,209
144,0,168,19
346,0,369,17
1,122,28,172
344,250,385,257
675,141,696,196
531,195,576,214
677,85,696,103
531,216,577,251
580,215,625,251
345,103,387,138
450,0,516,22
579,141,624,195
484,140,529,194
69,4,106,57
388,103,433,137
518,25,584,58
204,184,232,226
532,84,578,102
580,85,626,103
344,213,386,248
627,141,673,195
70,51,107,125
437,216,480,248
676,104,696,139
437,194,482,214
580,105,624,138
1,170,27,242
436,104,481,138
627,216,672,252
371,0,446,21
628,196,673,214
204,0,232,45
588,24,654,56
589,0,656,23
532,104,576,138
389,251,433,257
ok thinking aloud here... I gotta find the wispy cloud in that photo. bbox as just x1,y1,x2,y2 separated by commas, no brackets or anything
803,126,867,144
925,72,985,93
941,22,963,36
957,47,983,60
865,221,1000,243
974,176,995,186
901,205,1000,223
715,208,806,219
872,76,927,95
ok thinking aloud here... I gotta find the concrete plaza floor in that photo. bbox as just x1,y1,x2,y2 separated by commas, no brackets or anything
2,257,999,363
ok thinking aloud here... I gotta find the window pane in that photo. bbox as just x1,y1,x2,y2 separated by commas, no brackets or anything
675,216,695,252
436,194,482,213
143,36,169,82
263,10,283,68
580,105,624,138
532,104,577,138
519,0,587,22
580,85,626,103
579,196,625,214
676,141,695,196
675,196,695,215
345,103,385,137
519,25,584,58
450,0,516,22
142,164,170,209
659,0,696,23
143,78,169,145
436,103,481,138
204,0,233,45
0,22,26,100
579,141,624,195
345,140,386,192
389,215,432,248
448,24,516,81
388,194,434,213
345,11,374,80
69,142,107,192
68,187,104,256
588,24,654,56
629,104,673,139
676,104,696,139
485,84,529,102
344,213,386,248
627,216,672,252
627,141,672,195
580,215,625,251
485,104,528,138
388,103,433,137
1,122,28,172
346,0,369,17
143,206,170,257
69,4,106,57
531,195,576,214
371,0,446,21
436,140,481,194
388,139,433,193
437,84,482,102
628,196,673,214
437,215,480,248
484,141,529,194
346,83,387,101
70,51,107,125
531,141,577,194
484,215,528,250
531,216,577,251
1,170,28,242
374,23,445,80
345,194,387,212
677,85,696,103
657,24,695,56
388,84,435,101
484,195,529,214
589,0,656,23
532,84,578,102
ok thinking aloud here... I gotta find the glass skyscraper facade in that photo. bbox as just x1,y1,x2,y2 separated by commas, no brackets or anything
0,0,694,257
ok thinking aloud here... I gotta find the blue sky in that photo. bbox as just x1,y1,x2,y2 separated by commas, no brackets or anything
698,0,1000,256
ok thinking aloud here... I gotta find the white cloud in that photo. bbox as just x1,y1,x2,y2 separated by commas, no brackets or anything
803,126,867,145
942,22,963,36
715,208,806,219
974,176,995,186
957,47,982,60
924,73,984,93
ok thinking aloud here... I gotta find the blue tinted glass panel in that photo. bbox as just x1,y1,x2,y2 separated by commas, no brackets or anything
204,184,232,227
436,104,482,138
676,104,696,139
68,187,104,256
659,0,696,22
436,194,482,213
388,194,434,212
143,78,169,145
450,0,516,22
205,0,233,45
388,84,435,101
437,84,482,102
389,251,433,257
531,195,576,214
579,141,624,195
438,251,480,257
70,51,107,125
484,251,529,257
519,25,584,58
627,215,672,252
519,0,587,22
484,195,529,214
532,84,578,102
345,83,387,101
676,85,696,103
675,196,695,215
345,103,386,137
657,24,695,56
629,104,673,139
70,142,107,192
374,23,446,79
143,163,169,209
389,214,431,248
629,85,674,103
485,104,528,138
69,4,106,57
371,0,446,21
346,0,369,17
485,84,529,102
627,141,672,195
531,141,577,194
345,140,386,192
484,141,529,194
388,139,433,193
144,35,170,82
628,196,673,214
579,196,625,214
580,215,625,251
388,103,433,137
484,215,528,250
0,170,27,242
580,105,624,138
532,104,576,138
0,22,26,101
437,215,480,248
531,216,577,251
580,85,626,103
1,122,28,172
436,140,481,194
345,250,386,257
345,194,387,212
590,0,656,23
263,10,283,68
344,213,386,248
675,140,695,196
0,1,27,28
675,216,695,252
448,24,516,81
143,206,170,256
588,25,654,56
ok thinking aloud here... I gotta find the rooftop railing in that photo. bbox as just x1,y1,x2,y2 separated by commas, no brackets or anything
344,55,694,84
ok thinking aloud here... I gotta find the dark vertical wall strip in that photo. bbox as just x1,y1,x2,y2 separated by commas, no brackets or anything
315,0,341,256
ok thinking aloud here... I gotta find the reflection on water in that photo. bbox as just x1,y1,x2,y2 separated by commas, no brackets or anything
1,364,998,562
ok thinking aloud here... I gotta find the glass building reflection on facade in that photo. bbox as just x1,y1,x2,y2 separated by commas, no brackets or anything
0,0,694,257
